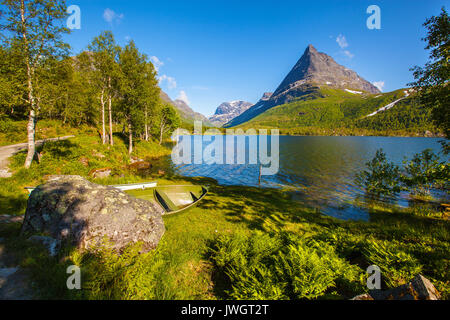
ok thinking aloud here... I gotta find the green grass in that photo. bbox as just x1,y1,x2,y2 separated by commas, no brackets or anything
234,87,438,137
0,128,173,216
0,119,90,146
0,121,448,300
1,176,449,299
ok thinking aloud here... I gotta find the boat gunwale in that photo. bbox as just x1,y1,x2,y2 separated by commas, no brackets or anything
24,181,158,193
152,185,208,215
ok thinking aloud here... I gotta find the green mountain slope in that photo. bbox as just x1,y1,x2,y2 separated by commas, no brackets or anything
233,86,438,136
159,90,214,128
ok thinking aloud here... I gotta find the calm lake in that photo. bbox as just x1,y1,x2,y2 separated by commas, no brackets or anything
172,135,447,220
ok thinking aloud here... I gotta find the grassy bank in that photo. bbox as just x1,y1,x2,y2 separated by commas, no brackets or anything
1,177,449,300
0,126,449,300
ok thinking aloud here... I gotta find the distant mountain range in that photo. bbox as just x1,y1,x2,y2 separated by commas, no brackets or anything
208,100,253,127
160,44,435,135
159,90,213,126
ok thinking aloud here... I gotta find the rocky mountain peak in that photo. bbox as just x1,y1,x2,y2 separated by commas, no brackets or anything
209,100,253,127
260,92,273,101
225,44,381,127
273,45,380,97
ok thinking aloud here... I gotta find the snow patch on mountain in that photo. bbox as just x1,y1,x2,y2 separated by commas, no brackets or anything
209,100,253,127
364,90,411,118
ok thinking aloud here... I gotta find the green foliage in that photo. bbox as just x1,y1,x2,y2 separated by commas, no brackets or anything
1,168,449,299
210,231,364,300
357,148,449,200
402,148,449,195
355,149,403,198
410,7,450,137
157,103,181,144
235,87,437,136
363,239,423,287
354,97,435,133
75,242,170,300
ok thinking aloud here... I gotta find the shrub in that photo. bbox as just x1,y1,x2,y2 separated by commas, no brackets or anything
402,148,449,195
362,239,422,288
355,149,403,198
210,231,364,300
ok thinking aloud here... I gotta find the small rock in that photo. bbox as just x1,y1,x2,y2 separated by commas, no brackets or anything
0,268,19,290
0,267,19,280
351,274,441,300
0,267,33,300
0,215,24,224
89,167,112,179
410,274,441,300
130,157,144,164
28,236,61,257
351,293,374,300
0,169,12,178
129,161,151,171
79,157,89,167
92,151,105,158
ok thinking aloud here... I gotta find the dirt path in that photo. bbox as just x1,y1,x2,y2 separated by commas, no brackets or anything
0,216,33,300
0,136,74,177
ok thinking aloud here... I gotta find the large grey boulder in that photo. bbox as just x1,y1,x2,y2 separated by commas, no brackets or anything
21,175,165,254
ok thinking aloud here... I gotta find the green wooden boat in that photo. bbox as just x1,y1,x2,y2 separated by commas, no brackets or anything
127,185,208,215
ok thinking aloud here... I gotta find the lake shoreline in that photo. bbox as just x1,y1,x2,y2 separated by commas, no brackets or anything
2,175,448,300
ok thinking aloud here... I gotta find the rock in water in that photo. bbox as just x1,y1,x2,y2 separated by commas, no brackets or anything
21,175,165,254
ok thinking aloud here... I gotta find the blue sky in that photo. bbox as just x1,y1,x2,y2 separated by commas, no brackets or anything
65,0,448,116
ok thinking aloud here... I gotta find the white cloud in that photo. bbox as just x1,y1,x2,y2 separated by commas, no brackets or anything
336,34,348,49
177,90,190,105
158,75,177,89
103,8,124,24
373,81,385,91
343,50,354,59
150,56,164,71
335,34,354,59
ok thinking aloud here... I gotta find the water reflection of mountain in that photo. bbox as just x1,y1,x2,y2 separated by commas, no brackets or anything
172,135,445,220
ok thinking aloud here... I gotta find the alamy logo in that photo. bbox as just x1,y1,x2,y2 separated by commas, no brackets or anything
366,265,381,289
66,265,81,290
67,5,81,30
366,5,381,30
171,121,280,176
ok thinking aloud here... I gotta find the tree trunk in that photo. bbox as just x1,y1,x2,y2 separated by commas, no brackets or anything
128,120,133,156
24,108,36,168
100,88,106,144
108,77,114,146
159,120,165,145
144,105,149,141
21,0,36,169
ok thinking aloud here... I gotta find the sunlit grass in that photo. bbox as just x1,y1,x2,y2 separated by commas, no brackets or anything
0,128,448,300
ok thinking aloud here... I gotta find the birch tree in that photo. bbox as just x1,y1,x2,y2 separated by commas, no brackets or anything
142,60,160,141
0,0,69,168
158,104,180,145
88,31,120,145
118,41,146,156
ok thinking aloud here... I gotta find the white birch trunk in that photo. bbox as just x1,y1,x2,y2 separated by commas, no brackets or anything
108,77,114,146
100,88,106,144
